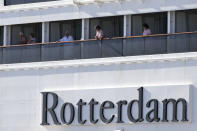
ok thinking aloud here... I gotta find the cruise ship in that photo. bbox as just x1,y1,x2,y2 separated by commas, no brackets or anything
0,0,196,131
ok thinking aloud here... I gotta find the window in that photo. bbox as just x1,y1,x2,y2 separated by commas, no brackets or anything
176,9,197,32
89,16,123,39
5,0,59,5
11,23,42,45
50,20,82,42
0,27,3,46
131,12,167,36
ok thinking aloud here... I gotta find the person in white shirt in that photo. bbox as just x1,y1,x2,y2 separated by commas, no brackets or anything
58,31,73,42
143,23,152,36
95,25,104,40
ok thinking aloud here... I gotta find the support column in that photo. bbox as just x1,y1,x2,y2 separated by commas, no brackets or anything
81,19,89,40
42,22,50,43
3,25,11,46
0,0,4,6
123,15,131,37
168,11,176,34
167,11,176,53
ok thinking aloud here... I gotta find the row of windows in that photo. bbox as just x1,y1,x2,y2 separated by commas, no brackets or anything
0,10,197,46
4,0,58,6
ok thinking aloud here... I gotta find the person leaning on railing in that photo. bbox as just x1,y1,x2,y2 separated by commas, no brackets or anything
57,31,73,42
95,25,104,40
143,23,152,36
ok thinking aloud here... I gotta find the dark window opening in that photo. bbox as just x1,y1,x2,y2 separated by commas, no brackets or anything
176,9,197,33
131,12,167,36
89,16,123,39
50,19,82,42
11,23,42,45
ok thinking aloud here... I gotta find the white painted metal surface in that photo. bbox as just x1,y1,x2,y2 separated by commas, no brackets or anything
81,19,89,40
168,11,176,34
123,15,131,37
3,25,11,46
0,0,197,26
42,22,50,43
44,85,191,125
0,52,197,131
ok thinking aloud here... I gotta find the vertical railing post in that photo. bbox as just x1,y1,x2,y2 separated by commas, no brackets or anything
100,40,103,58
40,44,42,62
1,47,3,64
80,42,83,59
2,47,5,64
143,37,146,55
188,33,191,51
122,38,124,56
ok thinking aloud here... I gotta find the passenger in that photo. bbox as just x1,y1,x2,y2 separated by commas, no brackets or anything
19,32,27,44
143,23,152,36
95,25,104,40
58,31,73,42
28,33,36,44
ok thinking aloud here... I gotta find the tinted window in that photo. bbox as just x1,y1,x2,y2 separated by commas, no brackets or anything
89,16,123,39
0,27,3,46
5,0,59,5
50,20,82,42
132,12,167,36
176,9,197,32
11,23,42,45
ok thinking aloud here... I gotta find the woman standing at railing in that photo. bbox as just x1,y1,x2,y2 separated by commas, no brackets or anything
95,25,104,40
143,23,152,36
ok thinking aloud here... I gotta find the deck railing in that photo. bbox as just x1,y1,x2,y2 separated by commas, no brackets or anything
0,31,197,64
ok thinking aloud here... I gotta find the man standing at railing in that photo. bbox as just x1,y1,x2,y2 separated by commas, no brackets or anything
58,31,73,42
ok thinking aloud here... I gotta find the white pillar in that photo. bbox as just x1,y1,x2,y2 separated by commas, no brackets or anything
168,11,176,34
81,19,89,40
3,25,11,46
0,0,4,6
123,15,131,37
42,22,50,43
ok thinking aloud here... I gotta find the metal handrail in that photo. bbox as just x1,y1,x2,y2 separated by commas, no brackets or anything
1,31,197,48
